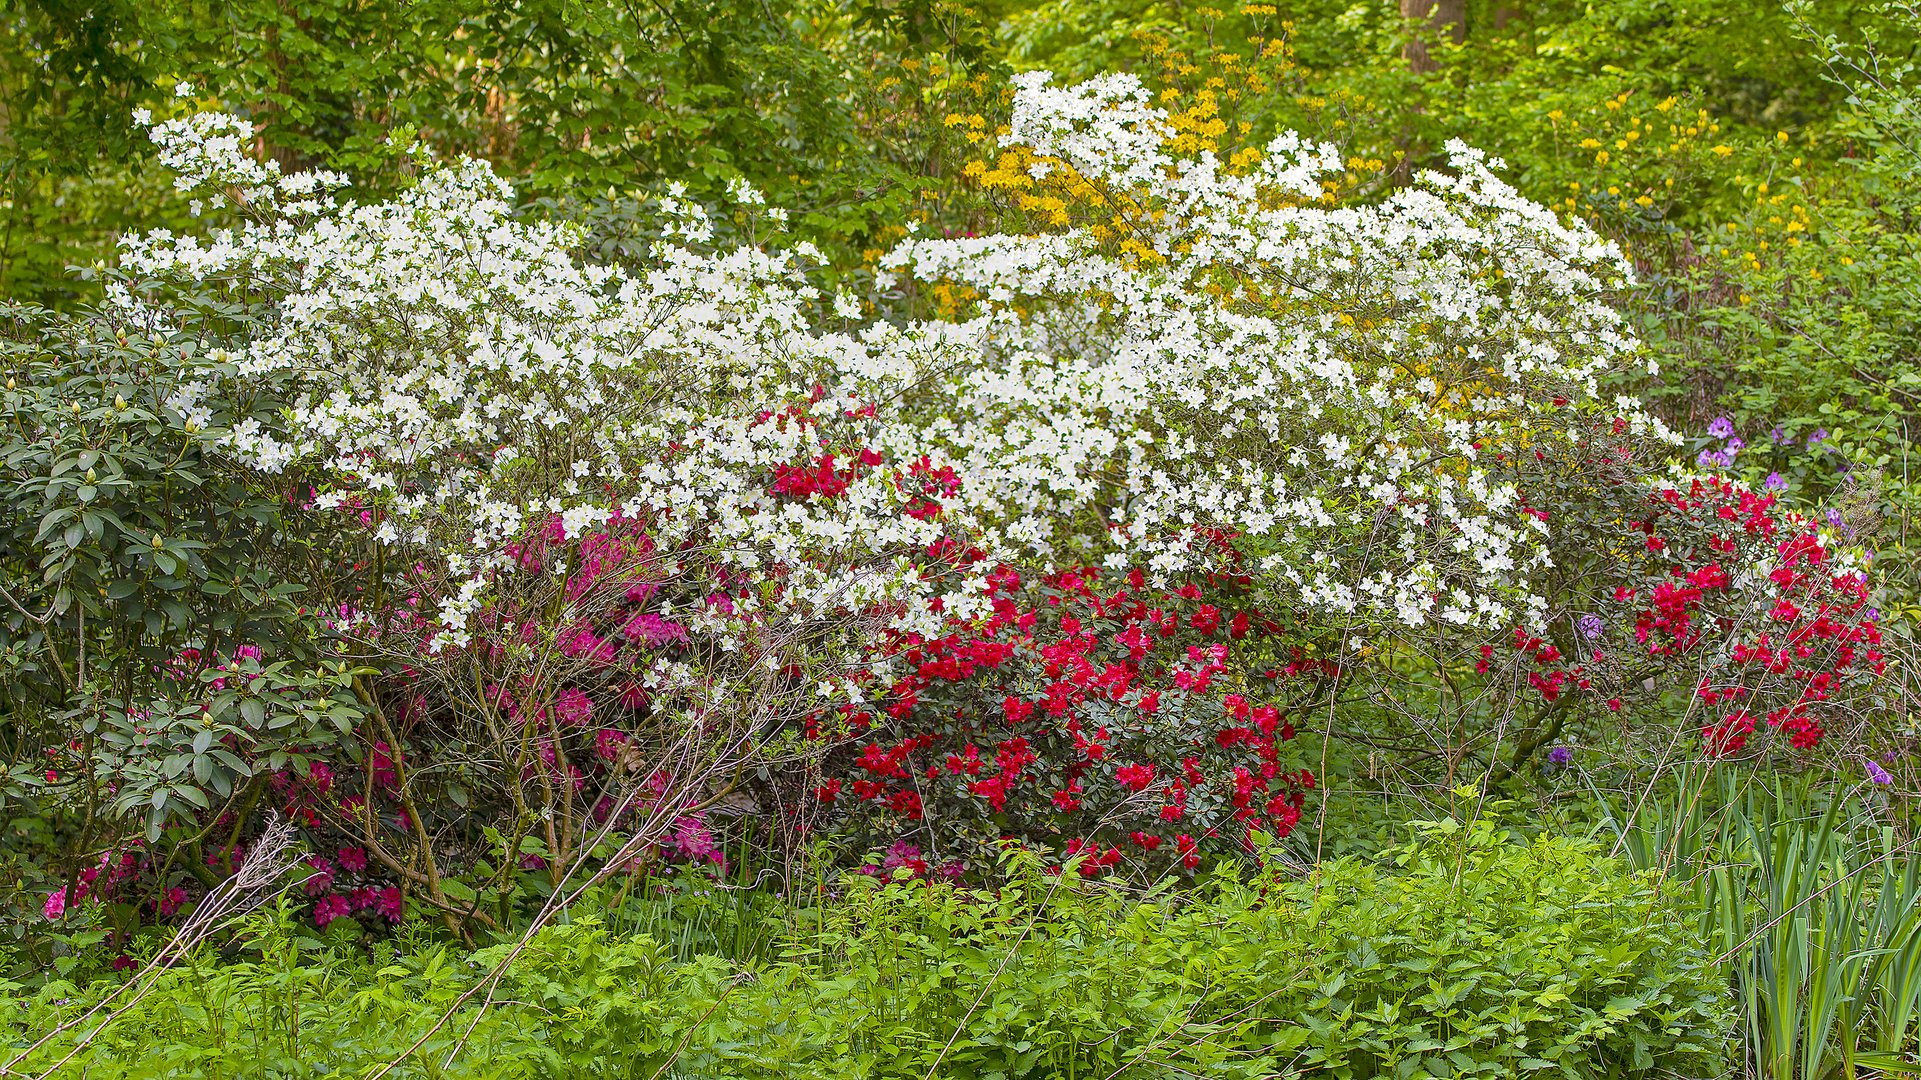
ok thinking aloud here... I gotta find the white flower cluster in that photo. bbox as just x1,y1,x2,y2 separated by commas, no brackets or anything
117,73,1672,660
138,110,348,219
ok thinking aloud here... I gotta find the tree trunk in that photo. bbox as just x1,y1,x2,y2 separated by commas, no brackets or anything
1400,0,1467,73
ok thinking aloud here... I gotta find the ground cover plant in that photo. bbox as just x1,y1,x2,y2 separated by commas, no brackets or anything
2,0,1919,1076
5,827,1731,1078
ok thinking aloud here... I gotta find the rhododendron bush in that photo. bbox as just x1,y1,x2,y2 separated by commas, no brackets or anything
1,71,1891,934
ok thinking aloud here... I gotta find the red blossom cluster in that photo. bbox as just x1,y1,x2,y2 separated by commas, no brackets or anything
1497,476,1885,759
812,562,1319,877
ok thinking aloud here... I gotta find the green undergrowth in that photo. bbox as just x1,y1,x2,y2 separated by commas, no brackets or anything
2,822,1730,1079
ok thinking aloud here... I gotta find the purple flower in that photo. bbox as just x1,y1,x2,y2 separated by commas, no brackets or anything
1867,759,1893,785
1707,416,1735,439
1866,607,1880,623
554,687,594,727
1547,746,1574,765
1808,428,1829,447
1724,436,1744,453
1764,472,1787,492
1697,448,1734,469
1770,424,1788,444
1578,613,1604,640
1826,508,1845,527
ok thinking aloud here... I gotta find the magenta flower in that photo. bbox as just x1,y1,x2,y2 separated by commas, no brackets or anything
554,687,595,727
595,727,630,761
620,611,688,649
557,624,611,660
664,815,724,866
301,856,334,897
313,894,352,928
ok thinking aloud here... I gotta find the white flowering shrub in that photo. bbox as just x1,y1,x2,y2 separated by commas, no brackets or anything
130,75,1667,646
7,72,1887,932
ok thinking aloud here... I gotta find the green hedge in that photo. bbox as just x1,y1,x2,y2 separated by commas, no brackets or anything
5,822,1731,1078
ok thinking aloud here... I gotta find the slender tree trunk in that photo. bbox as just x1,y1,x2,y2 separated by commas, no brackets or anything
1400,0,1467,73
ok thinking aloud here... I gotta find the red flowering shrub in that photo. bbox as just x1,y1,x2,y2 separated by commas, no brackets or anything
1486,473,1886,766
810,562,1320,877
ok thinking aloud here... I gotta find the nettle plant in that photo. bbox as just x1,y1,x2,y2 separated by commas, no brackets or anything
7,69,1891,933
